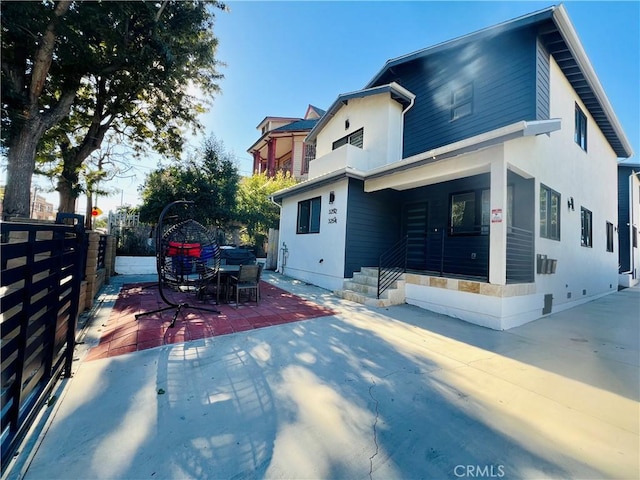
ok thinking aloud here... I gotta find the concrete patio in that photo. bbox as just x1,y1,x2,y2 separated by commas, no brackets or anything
3,272,639,480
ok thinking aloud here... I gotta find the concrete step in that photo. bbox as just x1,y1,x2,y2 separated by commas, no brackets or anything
334,289,395,308
335,267,406,307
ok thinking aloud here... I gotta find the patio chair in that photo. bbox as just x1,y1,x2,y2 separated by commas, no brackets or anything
228,264,261,308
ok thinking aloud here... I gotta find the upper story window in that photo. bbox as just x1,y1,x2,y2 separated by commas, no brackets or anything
332,128,363,150
580,207,592,247
540,184,560,241
297,196,321,234
574,104,587,151
451,82,473,121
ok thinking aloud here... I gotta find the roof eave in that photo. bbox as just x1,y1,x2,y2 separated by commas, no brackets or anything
552,5,633,158
271,167,366,202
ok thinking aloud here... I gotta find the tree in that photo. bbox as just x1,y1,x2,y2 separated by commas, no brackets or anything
1,0,225,219
138,136,239,226
1,0,75,218
235,171,298,246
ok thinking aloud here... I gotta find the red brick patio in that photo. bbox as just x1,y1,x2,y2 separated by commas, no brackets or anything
85,281,335,361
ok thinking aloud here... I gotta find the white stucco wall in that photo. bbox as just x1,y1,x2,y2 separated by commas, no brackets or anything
277,179,349,291
504,55,619,312
315,94,405,170
115,256,156,274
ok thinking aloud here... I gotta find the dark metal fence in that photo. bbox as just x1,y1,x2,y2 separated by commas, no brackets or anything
404,226,534,283
1,216,86,471
422,227,490,280
506,226,535,283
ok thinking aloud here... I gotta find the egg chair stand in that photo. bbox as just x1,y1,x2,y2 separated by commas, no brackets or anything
135,200,220,327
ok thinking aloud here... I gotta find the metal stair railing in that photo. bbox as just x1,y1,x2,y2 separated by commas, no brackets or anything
377,235,408,299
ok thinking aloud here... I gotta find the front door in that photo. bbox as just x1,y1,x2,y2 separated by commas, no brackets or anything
402,202,428,270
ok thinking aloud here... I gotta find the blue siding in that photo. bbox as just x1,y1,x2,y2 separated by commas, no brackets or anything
536,37,550,120
344,172,534,280
344,179,401,277
373,28,539,158
618,167,632,272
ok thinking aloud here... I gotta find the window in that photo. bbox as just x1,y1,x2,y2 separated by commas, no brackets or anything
451,187,513,235
451,83,473,121
574,104,587,151
451,191,476,233
606,222,614,252
302,142,316,174
581,207,592,247
540,184,560,240
332,128,364,150
297,197,321,234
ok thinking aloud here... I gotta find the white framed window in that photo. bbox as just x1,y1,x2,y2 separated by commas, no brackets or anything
581,207,592,247
451,83,473,121
297,197,321,234
606,221,614,252
540,184,560,241
574,104,587,151
332,128,363,150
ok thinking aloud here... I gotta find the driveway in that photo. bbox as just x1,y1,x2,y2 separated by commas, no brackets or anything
7,275,639,480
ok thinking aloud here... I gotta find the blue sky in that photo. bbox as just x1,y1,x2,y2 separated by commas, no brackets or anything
51,1,640,212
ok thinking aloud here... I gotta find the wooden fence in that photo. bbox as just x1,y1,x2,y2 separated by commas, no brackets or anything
0,215,115,470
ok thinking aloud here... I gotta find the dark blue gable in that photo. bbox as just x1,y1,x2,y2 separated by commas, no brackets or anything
372,27,545,158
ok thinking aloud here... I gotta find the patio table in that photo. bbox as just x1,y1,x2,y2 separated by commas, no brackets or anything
216,264,240,304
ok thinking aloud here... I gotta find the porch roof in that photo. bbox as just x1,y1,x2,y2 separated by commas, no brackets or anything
364,119,561,191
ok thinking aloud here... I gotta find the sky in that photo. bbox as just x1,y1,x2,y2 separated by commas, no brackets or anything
32,0,640,215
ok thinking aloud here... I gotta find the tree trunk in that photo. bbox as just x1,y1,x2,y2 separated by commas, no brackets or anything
2,121,43,219
56,174,77,215
85,193,94,230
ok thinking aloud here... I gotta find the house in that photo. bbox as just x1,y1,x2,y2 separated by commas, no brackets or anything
270,5,633,330
618,162,640,287
248,105,325,180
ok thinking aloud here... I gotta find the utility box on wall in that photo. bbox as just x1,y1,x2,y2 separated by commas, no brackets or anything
537,254,557,274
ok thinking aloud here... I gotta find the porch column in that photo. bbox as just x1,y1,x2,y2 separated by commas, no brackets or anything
252,151,260,174
489,157,508,285
267,138,277,177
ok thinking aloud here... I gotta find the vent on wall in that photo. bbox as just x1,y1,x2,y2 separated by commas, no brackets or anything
542,294,553,315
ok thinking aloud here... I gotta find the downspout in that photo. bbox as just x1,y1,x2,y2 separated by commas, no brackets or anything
399,95,415,159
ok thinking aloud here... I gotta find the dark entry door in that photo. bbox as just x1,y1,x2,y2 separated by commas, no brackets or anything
402,202,428,270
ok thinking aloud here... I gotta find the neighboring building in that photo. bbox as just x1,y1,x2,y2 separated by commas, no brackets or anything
30,192,56,221
271,5,633,330
248,105,325,181
618,163,640,287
